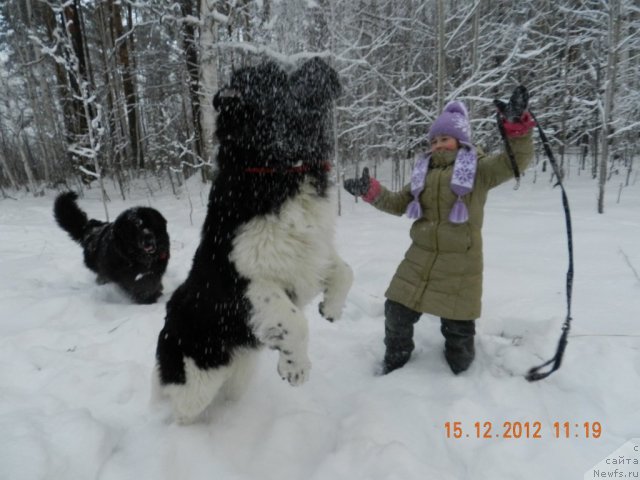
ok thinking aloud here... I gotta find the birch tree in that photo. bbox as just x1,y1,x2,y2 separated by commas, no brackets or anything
0,0,637,214
199,0,221,172
435,0,445,111
598,0,622,214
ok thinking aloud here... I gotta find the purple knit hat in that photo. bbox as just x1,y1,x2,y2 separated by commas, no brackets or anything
406,100,477,223
428,101,472,145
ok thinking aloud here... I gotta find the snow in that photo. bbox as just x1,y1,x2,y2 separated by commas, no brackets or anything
1,162,639,480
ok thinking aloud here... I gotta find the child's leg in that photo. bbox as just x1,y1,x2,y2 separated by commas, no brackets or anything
440,318,476,374
382,299,421,373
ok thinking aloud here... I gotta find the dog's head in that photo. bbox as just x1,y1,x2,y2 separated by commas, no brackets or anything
212,58,341,171
213,61,288,167
113,207,170,266
285,57,342,165
289,57,342,111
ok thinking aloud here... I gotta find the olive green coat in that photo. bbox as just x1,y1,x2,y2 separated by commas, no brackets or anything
371,133,534,320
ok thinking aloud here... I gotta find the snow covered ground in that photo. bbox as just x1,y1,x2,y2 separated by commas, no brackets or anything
1,161,639,480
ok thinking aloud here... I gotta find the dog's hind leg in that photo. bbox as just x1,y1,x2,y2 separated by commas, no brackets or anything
319,250,353,322
220,348,260,402
246,280,311,386
161,357,232,424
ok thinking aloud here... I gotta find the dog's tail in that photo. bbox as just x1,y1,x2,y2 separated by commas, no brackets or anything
54,192,89,243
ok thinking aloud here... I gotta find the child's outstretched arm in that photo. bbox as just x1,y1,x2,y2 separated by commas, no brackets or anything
343,167,412,216
476,86,536,189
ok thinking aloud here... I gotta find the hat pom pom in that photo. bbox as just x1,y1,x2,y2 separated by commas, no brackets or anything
443,101,469,119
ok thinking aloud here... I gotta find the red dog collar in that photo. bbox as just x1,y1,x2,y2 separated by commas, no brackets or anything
245,161,332,174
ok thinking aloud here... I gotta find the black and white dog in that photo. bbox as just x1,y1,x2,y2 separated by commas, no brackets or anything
153,58,353,423
54,192,170,304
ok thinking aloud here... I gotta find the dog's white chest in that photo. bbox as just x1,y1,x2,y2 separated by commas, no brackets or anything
230,183,336,302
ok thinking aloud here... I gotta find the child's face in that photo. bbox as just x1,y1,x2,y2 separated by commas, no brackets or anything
430,135,459,152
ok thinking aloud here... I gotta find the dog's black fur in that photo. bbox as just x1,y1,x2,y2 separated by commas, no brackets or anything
154,58,348,422
54,192,170,304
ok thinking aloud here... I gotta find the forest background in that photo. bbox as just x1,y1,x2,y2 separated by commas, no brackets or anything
0,0,638,214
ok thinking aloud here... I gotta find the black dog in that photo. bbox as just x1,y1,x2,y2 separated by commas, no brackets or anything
153,58,353,423
54,192,170,304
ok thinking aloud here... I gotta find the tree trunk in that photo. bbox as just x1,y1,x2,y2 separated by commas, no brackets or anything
0,133,19,191
598,0,621,214
22,0,52,184
18,133,38,195
199,0,219,176
62,0,91,143
560,12,571,175
97,2,123,172
436,0,446,111
42,4,77,151
111,0,144,169
61,0,109,219
181,0,204,168
468,0,480,118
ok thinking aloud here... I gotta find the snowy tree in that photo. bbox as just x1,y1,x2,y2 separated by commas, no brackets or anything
0,0,637,213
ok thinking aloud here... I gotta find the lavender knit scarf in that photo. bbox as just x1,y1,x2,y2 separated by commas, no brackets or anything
406,147,478,223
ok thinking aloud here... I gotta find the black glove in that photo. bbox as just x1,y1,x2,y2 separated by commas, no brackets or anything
494,86,529,122
343,167,370,197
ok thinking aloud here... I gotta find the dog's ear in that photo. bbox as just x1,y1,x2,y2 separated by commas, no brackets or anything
150,209,167,227
213,88,241,112
291,57,342,104
215,62,288,112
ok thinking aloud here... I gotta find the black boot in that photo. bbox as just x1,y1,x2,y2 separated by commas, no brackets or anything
382,300,421,374
441,318,476,374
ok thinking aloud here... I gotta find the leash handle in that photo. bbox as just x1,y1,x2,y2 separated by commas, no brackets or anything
495,111,521,189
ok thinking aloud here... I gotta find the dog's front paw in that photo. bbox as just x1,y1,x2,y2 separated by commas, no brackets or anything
318,301,343,322
318,302,334,322
133,289,161,304
277,354,311,386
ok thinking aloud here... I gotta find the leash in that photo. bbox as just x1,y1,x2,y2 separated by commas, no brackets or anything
525,110,574,381
498,109,574,381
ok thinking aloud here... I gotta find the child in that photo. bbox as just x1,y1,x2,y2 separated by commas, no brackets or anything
344,87,535,374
